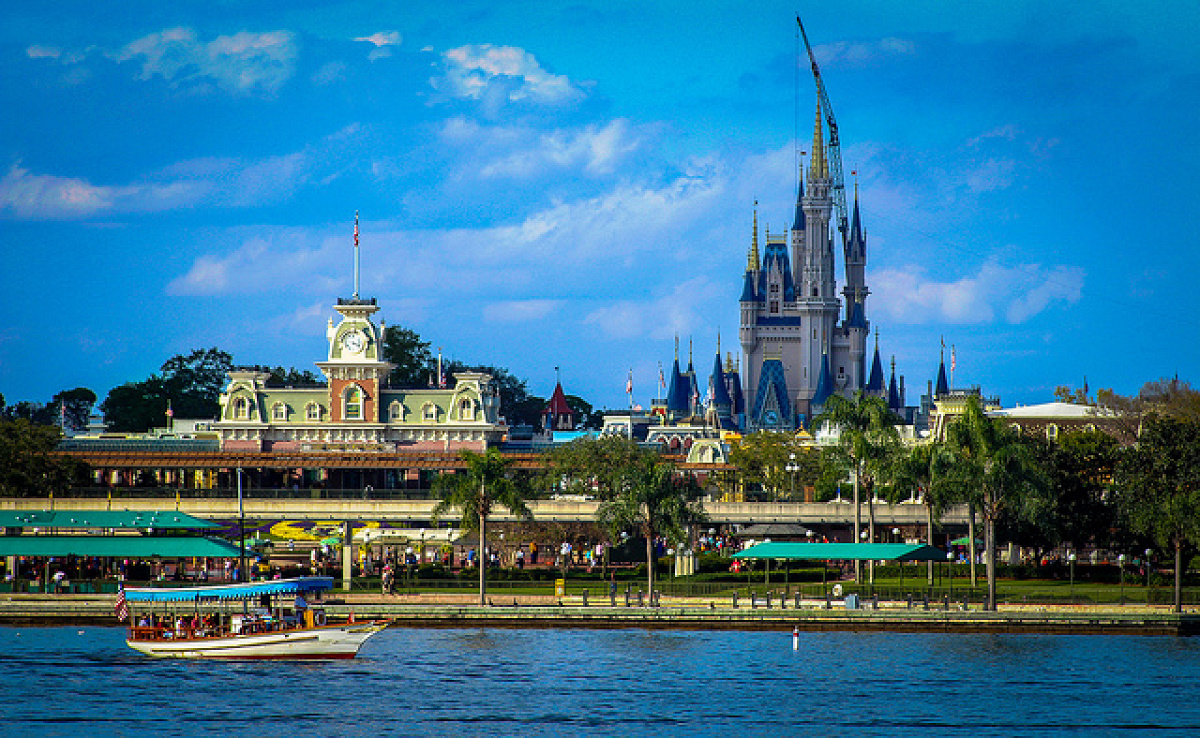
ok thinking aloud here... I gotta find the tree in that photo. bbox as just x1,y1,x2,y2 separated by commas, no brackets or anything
1053,385,1091,405
1096,377,1200,442
100,348,233,432
564,394,603,430
381,325,433,388
595,452,707,597
727,432,821,501
1,400,54,424
100,377,171,433
813,392,903,582
545,435,647,501
0,419,90,497
431,449,533,605
161,347,233,418
886,442,955,585
266,366,325,387
942,395,1045,610
1115,414,1200,612
50,387,97,431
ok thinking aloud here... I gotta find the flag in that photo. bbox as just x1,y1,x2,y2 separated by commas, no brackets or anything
165,400,174,419
114,586,128,622
625,370,633,395
951,346,956,373
659,365,666,390
354,212,359,247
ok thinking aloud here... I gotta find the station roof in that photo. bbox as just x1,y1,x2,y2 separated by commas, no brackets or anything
0,510,219,530
0,535,241,559
732,542,950,562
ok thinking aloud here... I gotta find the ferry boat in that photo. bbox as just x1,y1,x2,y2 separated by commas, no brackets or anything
120,576,385,659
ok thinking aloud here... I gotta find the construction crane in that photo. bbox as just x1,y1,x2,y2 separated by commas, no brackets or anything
796,15,849,242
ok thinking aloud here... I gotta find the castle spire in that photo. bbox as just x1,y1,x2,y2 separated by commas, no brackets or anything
809,99,827,179
748,201,760,271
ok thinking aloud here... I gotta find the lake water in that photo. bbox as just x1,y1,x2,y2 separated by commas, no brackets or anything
3,626,1199,736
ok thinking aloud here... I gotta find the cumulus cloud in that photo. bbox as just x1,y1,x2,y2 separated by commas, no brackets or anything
1,125,361,220
483,300,562,323
432,44,586,109
113,27,297,95
355,30,401,60
583,278,718,340
870,258,1084,325
814,36,916,67
440,118,642,178
26,45,62,59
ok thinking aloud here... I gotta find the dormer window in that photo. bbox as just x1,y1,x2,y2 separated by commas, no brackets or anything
422,403,438,422
459,398,475,421
389,401,404,422
233,397,249,420
272,403,288,422
306,403,321,421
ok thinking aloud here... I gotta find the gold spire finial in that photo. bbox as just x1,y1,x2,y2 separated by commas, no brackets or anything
748,201,760,271
809,99,827,179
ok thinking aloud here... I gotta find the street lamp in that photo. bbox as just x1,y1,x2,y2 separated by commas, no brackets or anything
1118,553,1126,604
1145,548,1153,601
894,528,903,589
786,453,799,499
1068,551,1077,602
947,551,954,600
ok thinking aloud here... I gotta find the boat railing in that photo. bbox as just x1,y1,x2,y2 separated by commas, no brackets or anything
129,611,324,641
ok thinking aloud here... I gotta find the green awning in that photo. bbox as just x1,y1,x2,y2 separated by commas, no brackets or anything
732,542,950,562
950,537,983,547
0,510,220,530
0,535,241,558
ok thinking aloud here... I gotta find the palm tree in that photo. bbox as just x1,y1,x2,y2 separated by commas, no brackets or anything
942,396,1043,610
432,448,533,605
814,392,903,583
595,454,707,599
885,442,953,586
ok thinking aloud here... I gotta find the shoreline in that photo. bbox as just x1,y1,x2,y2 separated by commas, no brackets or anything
3,593,1197,635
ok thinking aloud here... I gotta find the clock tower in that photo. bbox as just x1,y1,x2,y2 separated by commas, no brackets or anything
317,297,393,423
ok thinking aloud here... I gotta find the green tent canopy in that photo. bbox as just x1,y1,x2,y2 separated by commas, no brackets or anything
732,542,951,562
0,535,242,558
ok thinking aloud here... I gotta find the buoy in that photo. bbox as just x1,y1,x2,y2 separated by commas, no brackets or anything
792,626,799,651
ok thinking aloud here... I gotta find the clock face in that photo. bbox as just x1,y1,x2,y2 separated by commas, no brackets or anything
341,331,365,354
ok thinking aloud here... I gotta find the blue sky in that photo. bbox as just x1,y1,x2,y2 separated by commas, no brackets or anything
2,1,1198,415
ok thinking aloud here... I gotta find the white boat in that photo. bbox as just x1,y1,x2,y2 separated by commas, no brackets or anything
120,576,385,660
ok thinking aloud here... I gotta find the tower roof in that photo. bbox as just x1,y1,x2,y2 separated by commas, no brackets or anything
809,99,828,180
709,351,733,407
792,167,806,232
865,338,885,393
848,184,865,252
935,358,950,398
810,351,835,412
544,381,572,415
887,356,902,410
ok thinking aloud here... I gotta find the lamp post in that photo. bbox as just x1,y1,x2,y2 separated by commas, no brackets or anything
763,538,771,586
1145,548,1153,603
1118,553,1126,604
894,528,903,590
1068,551,1077,602
947,551,954,600
786,453,799,500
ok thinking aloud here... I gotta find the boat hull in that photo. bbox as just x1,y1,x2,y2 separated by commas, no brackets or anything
126,622,386,660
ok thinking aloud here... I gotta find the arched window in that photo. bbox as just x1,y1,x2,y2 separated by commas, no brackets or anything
422,403,438,422
459,398,475,421
344,386,363,420
389,401,404,422
1047,424,1059,441
306,403,321,421
233,397,249,420
272,403,288,422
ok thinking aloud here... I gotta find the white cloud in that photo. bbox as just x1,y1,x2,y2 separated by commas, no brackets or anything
483,300,562,324
26,45,62,59
0,164,115,219
441,118,641,179
432,44,586,108
583,278,718,340
114,27,297,96
814,37,916,68
870,258,1084,325
355,31,401,61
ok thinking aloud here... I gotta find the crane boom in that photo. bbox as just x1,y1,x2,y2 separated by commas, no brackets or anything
796,15,849,241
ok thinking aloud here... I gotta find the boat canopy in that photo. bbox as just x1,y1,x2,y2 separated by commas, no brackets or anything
123,576,334,603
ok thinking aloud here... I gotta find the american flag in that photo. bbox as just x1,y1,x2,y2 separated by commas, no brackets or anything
625,370,633,395
951,346,956,373
114,587,128,622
